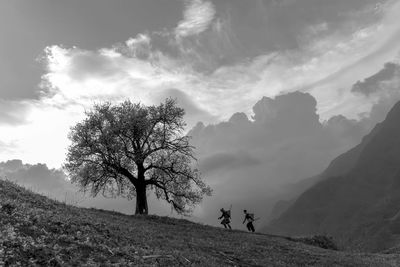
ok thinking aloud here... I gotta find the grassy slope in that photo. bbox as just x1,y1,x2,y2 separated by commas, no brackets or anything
1,179,400,267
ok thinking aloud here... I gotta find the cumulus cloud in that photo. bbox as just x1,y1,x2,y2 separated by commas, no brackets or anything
252,92,320,131
175,0,216,38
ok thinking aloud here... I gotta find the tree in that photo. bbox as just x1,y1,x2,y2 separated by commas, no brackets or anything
64,99,212,215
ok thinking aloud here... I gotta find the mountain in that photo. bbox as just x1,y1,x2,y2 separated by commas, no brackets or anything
266,101,400,252
265,123,381,222
2,179,400,266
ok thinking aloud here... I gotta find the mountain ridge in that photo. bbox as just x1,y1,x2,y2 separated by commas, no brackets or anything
266,101,400,252
264,120,383,223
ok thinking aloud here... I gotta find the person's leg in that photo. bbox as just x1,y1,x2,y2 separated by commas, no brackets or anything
250,223,255,232
227,223,231,229
246,222,251,231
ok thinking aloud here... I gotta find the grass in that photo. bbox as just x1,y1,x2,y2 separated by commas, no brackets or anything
1,178,400,266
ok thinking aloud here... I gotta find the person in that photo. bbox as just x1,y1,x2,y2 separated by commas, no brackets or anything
219,208,232,229
242,209,255,232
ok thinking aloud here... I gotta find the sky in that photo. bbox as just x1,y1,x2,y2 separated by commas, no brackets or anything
1,0,400,227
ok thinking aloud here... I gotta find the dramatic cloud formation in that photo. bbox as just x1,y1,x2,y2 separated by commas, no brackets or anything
37,0,400,127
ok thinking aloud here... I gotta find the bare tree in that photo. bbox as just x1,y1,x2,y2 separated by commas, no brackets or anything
64,99,212,215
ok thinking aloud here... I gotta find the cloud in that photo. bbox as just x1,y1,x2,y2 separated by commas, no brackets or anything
37,0,400,129
0,140,17,154
342,60,400,130
0,100,31,125
153,88,216,126
66,50,123,81
199,151,261,175
324,115,368,149
125,33,152,59
252,92,320,131
175,0,216,38
352,62,400,95
304,1,400,119
0,160,76,200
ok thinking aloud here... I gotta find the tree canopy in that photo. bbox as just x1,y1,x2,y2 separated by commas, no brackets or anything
64,98,211,215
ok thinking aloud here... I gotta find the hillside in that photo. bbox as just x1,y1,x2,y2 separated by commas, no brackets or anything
2,180,400,266
267,101,400,252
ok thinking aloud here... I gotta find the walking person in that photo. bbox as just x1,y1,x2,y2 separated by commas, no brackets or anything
243,209,255,232
219,208,232,229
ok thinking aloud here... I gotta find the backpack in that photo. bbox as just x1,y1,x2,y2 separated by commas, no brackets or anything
248,213,255,222
225,210,231,218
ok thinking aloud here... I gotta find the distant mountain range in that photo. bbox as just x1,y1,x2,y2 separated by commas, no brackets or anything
265,101,400,252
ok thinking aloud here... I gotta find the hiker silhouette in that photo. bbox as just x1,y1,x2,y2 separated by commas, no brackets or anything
243,210,255,232
219,208,232,229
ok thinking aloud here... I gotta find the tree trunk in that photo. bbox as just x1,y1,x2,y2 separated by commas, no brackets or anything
135,163,148,215
135,182,148,214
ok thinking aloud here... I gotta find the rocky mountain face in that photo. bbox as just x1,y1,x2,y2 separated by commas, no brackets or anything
266,101,400,252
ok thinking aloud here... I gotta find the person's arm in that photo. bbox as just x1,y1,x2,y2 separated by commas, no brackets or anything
242,216,246,224
218,214,222,219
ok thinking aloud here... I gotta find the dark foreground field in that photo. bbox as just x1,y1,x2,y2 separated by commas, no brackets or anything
1,179,400,266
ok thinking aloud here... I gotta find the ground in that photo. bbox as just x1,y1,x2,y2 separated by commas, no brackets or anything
1,179,400,266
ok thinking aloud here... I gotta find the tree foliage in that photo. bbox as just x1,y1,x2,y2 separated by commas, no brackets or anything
64,98,211,215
